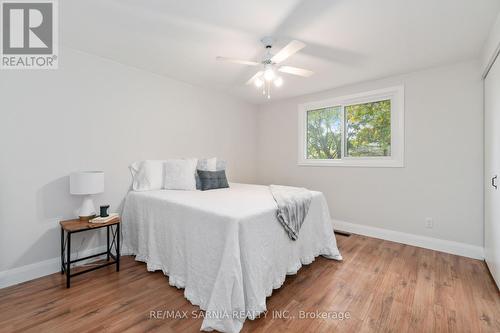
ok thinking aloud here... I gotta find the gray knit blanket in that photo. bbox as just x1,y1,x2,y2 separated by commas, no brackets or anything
269,185,312,240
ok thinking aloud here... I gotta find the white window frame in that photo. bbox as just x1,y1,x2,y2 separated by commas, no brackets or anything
298,85,405,167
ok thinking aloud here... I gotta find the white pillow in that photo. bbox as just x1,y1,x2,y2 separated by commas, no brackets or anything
205,157,217,171
130,160,164,191
164,158,198,190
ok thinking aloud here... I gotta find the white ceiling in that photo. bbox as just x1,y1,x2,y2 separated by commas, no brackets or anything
61,0,500,104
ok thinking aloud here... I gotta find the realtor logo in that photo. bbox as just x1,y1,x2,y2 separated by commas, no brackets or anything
1,0,58,69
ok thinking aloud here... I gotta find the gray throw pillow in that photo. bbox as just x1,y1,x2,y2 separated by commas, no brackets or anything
196,158,226,190
197,170,229,191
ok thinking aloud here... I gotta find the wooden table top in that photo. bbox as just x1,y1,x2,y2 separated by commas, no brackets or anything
60,217,120,232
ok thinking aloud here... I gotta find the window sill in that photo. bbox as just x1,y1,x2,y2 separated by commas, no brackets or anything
297,159,404,168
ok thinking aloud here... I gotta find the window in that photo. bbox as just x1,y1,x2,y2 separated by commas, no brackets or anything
345,100,391,157
298,86,404,167
306,106,342,159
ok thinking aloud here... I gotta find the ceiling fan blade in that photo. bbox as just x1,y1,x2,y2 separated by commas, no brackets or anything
271,40,306,63
278,66,314,77
216,56,260,66
246,71,263,85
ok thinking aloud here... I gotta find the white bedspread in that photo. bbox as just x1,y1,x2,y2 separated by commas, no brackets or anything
121,183,342,333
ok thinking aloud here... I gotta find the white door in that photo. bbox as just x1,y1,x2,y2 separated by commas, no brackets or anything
485,56,500,288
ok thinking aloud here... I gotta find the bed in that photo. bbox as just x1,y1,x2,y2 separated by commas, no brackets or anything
121,183,342,333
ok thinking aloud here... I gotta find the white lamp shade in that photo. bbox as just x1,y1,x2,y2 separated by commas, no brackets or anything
70,171,104,195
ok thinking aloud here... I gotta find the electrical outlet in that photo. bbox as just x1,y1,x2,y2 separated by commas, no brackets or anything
425,217,434,229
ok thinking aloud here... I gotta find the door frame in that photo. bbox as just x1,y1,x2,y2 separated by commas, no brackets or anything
483,36,500,289
483,35,500,79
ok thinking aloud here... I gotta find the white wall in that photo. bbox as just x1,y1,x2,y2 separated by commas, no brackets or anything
256,60,483,247
0,47,257,274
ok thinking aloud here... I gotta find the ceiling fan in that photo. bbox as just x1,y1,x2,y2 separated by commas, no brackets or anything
216,37,314,99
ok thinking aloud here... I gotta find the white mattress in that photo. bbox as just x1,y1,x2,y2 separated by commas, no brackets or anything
121,183,342,333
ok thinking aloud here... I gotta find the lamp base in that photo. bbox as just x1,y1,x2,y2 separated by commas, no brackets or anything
78,195,96,220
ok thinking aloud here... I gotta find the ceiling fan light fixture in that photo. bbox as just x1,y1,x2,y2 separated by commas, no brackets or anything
274,77,283,87
264,66,275,81
254,77,263,88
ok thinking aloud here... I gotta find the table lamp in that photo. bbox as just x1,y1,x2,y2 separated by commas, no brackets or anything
70,171,104,220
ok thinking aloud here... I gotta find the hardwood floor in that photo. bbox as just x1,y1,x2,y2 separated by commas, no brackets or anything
1,234,499,332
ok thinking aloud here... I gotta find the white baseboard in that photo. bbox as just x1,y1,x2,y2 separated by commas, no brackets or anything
333,219,484,260
0,245,107,289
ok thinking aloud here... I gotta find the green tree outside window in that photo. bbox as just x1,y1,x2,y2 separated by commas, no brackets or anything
306,100,391,159
306,107,342,159
346,100,391,157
